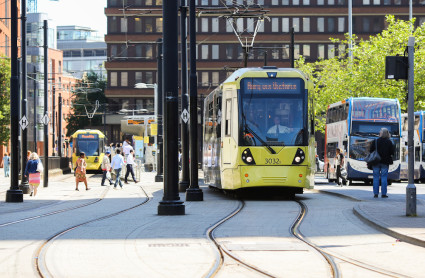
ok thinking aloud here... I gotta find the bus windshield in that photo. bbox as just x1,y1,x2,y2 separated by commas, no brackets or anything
77,134,100,156
352,99,399,122
239,78,306,147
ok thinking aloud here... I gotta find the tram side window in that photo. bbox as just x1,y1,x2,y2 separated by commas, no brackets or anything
225,99,231,136
415,115,420,130
415,146,421,162
216,96,221,138
401,147,407,162
402,117,408,131
422,144,425,162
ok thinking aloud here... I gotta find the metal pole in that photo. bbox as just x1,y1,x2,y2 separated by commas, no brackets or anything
58,94,62,157
157,0,185,215
103,104,106,137
186,0,203,201
52,86,55,155
179,1,190,192
290,27,295,68
6,0,23,202
264,51,268,66
43,20,49,188
155,38,164,182
406,36,416,216
409,0,412,21
33,66,37,152
348,0,353,60
19,0,29,194
243,46,248,67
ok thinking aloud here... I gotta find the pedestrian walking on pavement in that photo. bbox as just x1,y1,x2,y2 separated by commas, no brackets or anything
110,148,125,189
125,149,138,184
335,148,346,186
75,152,90,191
370,128,394,198
101,151,113,186
24,152,43,196
1,152,10,177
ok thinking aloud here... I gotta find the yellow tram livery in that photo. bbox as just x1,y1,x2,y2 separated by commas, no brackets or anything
71,129,106,171
203,67,315,195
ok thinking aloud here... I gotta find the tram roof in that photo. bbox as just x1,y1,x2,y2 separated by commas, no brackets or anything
71,129,106,138
223,67,308,84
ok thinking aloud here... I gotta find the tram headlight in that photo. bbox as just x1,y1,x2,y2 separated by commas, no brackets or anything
292,148,305,165
242,148,256,165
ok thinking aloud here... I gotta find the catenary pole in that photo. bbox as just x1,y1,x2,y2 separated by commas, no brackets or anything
155,38,164,182
179,1,190,192
20,0,30,194
33,66,37,152
157,0,185,215
58,94,62,157
43,20,49,188
186,0,203,201
6,0,23,202
406,36,416,216
290,27,294,68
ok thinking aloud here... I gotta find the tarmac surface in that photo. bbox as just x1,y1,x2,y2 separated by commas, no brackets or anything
0,170,424,277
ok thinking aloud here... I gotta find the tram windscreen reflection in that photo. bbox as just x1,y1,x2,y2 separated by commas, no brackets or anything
240,78,306,146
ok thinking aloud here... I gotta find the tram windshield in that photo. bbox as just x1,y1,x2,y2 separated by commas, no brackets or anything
76,134,100,156
239,78,306,146
352,99,399,122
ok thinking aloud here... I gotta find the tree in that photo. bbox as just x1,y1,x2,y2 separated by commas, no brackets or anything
297,15,425,132
66,71,107,136
0,57,11,146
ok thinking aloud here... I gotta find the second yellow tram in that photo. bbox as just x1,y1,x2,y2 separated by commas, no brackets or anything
71,129,106,171
203,67,315,195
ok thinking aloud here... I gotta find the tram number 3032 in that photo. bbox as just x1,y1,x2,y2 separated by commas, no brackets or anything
265,158,281,165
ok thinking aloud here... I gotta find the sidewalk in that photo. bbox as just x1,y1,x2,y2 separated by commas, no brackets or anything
314,174,425,248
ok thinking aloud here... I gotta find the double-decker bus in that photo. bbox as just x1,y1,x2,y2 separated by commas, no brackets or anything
71,129,106,172
325,97,401,185
400,111,425,182
203,67,316,196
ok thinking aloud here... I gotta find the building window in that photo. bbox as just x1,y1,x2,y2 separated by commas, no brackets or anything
293,18,300,32
212,0,219,5
84,50,94,57
272,45,279,59
226,45,233,59
328,45,335,58
146,45,153,58
338,17,345,32
272,18,279,32
362,17,370,32
338,44,346,56
156,18,163,32
202,45,209,59
282,44,289,59
272,0,279,4
156,0,163,5
394,0,401,4
134,18,142,32
202,72,209,86
373,0,380,4
212,72,219,86
202,0,208,4
121,18,128,33
327,18,335,32
303,45,310,59
384,0,391,4
318,18,324,32
146,0,152,5
212,18,219,32
135,72,142,83
212,45,219,59
363,0,370,4
58,61,62,73
294,44,300,59
246,18,254,32
282,18,289,33
237,18,244,32
110,16,118,33
318,44,325,58
226,20,233,32
317,0,324,4
111,72,117,86
121,72,128,87
293,0,300,4
373,17,381,32
145,18,153,32
202,18,209,32
258,20,264,32
146,72,153,84
303,18,310,32
328,0,335,4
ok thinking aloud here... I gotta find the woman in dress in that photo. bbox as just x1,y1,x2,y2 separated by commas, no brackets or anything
75,152,90,191
24,152,42,196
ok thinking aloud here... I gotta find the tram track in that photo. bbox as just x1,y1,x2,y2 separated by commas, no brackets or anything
34,185,152,278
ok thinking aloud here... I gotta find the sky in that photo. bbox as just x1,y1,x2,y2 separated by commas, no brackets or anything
37,0,107,35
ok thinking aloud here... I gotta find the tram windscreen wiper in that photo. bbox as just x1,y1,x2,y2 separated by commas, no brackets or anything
245,125,276,154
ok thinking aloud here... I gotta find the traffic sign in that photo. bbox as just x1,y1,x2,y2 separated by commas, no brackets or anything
181,109,190,124
41,114,50,125
19,115,29,130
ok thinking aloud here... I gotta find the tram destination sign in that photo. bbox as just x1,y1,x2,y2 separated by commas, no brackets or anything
242,78,302,94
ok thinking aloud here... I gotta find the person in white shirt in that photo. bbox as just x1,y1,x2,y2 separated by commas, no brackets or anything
110,149,125,189
123,143,133,158
125,149,138,184
267,116,291,136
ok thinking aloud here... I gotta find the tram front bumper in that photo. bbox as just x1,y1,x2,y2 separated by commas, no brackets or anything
240,165,308,188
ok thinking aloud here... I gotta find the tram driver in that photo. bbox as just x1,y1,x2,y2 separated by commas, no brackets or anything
267,116,292,138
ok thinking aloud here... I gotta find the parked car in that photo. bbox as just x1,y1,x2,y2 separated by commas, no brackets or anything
316,157,324,172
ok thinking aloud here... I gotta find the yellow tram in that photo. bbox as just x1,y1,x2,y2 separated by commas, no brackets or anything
71,129,106,171
203,67,315,195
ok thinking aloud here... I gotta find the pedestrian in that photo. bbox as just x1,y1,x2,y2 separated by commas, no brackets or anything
123,141,133,158
335,148,346,186
24,152,43,196
125,149,138,184
1,152,10,177
110,148,125,189
101,151,113,186
75,152,90,191
369,128,394,198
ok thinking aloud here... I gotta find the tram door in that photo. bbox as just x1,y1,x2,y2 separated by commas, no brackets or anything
221,88,239,188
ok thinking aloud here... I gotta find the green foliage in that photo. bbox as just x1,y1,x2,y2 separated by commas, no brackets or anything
297,15,425,132
0,57,11,146
66,71,107,137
